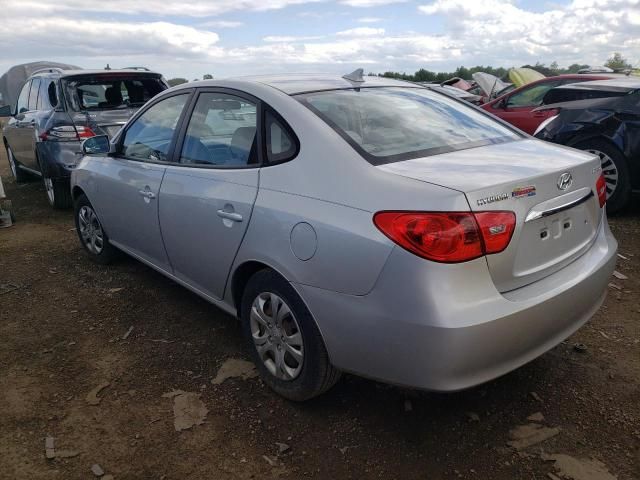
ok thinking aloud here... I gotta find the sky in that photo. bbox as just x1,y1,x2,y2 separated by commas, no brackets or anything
1,0,638,79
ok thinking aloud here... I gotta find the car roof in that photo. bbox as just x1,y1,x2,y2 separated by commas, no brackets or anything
175,73,417,95
553,77,640,92
32,69,162,79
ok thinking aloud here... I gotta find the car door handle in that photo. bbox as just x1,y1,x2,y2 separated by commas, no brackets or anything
216,210,243,222
138,189,156,199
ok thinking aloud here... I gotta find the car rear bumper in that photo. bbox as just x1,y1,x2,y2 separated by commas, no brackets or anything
36,141,82,179
295,215,617,391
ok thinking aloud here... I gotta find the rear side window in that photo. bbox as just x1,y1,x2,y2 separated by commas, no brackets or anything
16,82,30,113
28,78,41,111
180,92,258,167
298,87,518,165
47,81,59,108
37,79,56,110
543,87,627,105
265,110,297,163
63,75,166,111
121,93,189,162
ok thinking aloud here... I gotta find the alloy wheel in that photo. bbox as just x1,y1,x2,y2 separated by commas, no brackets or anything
587,149,618,200
78,205,105,254
250,292,304,380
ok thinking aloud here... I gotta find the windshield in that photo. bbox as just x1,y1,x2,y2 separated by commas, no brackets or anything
63,75,166,111
297,87,520,164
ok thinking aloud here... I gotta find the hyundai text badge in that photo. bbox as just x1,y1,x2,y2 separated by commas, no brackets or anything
557,172,573,191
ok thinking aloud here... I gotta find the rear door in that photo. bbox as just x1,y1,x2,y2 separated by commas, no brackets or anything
20,78,42,170
90,91,191,271
159,89,262,300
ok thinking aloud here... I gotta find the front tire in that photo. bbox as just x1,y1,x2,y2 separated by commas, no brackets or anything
74,194,119,264
5,145,30,183
574,139,631,214
240,269,341,401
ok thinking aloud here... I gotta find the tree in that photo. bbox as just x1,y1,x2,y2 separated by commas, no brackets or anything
566,63,590,73
604,52,631,70
167,78,188,87
203,74,213,80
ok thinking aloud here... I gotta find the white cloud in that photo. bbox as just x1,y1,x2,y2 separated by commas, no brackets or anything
263,35,325,42
417,0,640,66
4,0,325,17
340,0,407,6
198,20,244,28
336,27,386,36
0,0,638,81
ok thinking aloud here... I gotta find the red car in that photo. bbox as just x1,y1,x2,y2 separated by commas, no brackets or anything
481,74,612,134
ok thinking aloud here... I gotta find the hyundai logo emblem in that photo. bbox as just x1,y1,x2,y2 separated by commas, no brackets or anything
557,172,573,191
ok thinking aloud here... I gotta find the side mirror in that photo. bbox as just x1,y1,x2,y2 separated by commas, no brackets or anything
82,135,111,155
0,104,13,117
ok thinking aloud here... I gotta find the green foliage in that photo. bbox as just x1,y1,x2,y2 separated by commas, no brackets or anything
167,77,189,87
203,74,213,80
604,53,632,70
376,59,628,82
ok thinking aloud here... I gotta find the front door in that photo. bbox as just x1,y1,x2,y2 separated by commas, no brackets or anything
91,92,191,271
159,91,261,299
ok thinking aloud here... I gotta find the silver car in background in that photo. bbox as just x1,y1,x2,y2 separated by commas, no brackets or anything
71,72,617,400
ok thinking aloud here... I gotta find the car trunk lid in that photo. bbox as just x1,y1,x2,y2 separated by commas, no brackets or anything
378,139,603,291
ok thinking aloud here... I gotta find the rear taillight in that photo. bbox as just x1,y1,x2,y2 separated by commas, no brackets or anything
596,173,606,208
40,125,96,141
374,211,516,263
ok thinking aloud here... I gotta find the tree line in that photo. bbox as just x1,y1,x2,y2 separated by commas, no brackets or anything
167,53,634,86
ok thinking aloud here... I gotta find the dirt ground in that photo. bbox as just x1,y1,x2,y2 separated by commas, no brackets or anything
0,145,638,480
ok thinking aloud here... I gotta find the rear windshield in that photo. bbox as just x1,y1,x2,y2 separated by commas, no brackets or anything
63,75,166,111
297,87,519,165
543,88,631,105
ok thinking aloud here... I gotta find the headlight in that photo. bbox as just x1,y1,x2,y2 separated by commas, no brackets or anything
534,114,559,137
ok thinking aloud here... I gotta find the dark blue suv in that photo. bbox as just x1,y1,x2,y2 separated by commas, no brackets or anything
1,67,168,208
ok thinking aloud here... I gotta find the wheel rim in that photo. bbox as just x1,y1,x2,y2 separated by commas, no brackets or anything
43,177,55,204
7,148,17,178
587,149,618,200
250,292,304,381
78,205,105,254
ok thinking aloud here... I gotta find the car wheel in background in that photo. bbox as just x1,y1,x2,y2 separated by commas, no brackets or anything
575,139,631,214
5,145,30,183
42,174,72,209
74,194,119,264
240,269,341,401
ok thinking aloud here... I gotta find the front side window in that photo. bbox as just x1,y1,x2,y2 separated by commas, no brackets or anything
16,82,30,114
180,92,258,167
506,82,561,108
298,87,519,164
122,94,189,162
28,79,41,111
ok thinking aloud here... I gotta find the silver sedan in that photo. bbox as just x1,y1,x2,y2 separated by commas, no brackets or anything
71,71,617,400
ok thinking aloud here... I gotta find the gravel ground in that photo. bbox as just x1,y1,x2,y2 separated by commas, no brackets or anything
0,145,638,480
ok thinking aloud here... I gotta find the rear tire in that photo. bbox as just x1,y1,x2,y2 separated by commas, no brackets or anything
5,145,30,183
74,194,119,264
574,139,631,214
240,269,341,401
43,174,72,209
